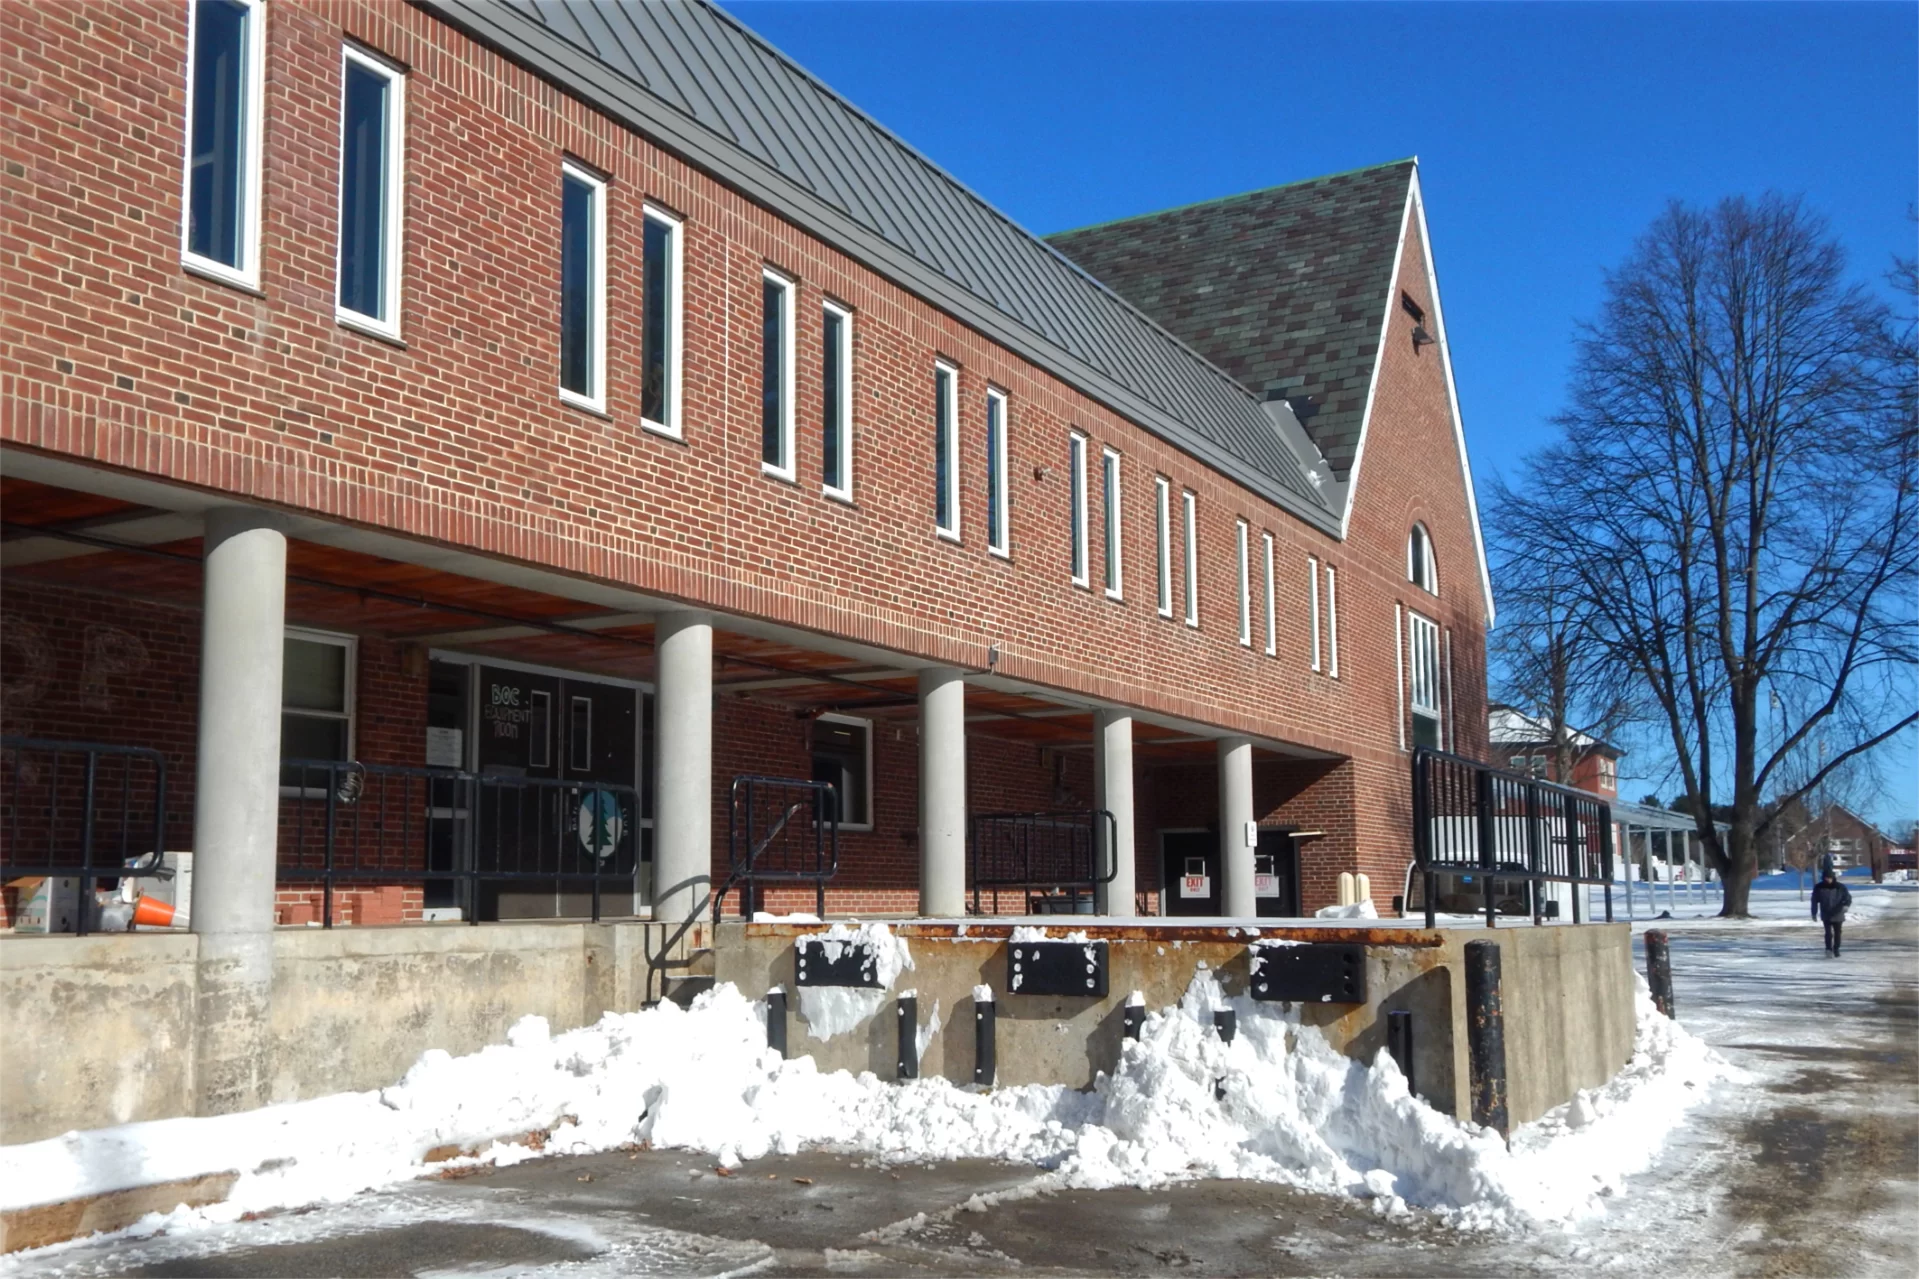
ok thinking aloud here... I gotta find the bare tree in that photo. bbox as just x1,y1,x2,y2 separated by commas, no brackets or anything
1489,535,1641,787
1492,195,1917,916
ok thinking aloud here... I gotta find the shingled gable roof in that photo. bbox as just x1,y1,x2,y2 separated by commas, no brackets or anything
418,0,1342,533
1046,160,1417,482
1051,160,1497,624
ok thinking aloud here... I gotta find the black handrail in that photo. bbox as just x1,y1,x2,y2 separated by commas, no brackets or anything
279,759,643,927
1,737,171,936
969,809,1117,915
1411,746,1614,928
715,775,841,924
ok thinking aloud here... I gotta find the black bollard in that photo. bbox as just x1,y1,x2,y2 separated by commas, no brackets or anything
1646,929,1675,1019
1213,1007,1236,1044
766,987,787,1059
1386,1009,1415,1096
1122,999,1145,1041
1464,940,1509,1137
974,991,996,1086
897,994,919,1080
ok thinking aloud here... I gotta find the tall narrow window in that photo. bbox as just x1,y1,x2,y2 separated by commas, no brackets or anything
1102,449,1123,598
1235,521,1251,646
822,302,852,499
1068,433,1089,585
279,629,355,791
761,269,795,478
986,389,1010,555
1326,565,1340,678
1154,477,1173,617
1409,612,1441,748
1262,532,1277,656
641,206,683,436
182,0,264,287
935,363,960,538
1308,556,1322,671
336,45,405,339
1409,523,1437,594
1182,491,1199,627
558,162,606,411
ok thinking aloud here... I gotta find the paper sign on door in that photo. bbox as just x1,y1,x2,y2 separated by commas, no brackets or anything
1180,875,1211,899
1253,873,1279,898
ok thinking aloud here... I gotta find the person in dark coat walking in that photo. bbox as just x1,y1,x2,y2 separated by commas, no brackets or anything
1811,869,1852,956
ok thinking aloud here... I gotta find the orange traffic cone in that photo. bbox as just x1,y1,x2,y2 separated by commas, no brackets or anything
130,896,183,928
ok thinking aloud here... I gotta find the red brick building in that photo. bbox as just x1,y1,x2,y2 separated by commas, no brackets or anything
1486,704,1622,799
2,0,1493,932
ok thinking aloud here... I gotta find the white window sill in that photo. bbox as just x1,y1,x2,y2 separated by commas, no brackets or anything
936,526,962,544
336,310,405,347
762,461,798,484
988,545,1011,561
641,417,684,442
824,485,856,506
1105,588,1125,602
559,388,609,418
182,255,263,296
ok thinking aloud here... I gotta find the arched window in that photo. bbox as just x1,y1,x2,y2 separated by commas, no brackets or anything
1408,524,1437,594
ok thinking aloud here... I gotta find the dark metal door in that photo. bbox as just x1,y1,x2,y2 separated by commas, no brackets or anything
473,666,637,919
1161,831,1219,916
1255,828,1301,918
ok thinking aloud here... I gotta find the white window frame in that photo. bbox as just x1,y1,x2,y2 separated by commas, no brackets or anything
1154,477,1173,618
935,362,961,541
1235,521,1251,646
1102,448,1123,599
280,626,357,797
815,712,875,831
1068,432,1089,586
1262,532,1276,656
1409,522,1438,595
1308,556,1322,671
1326,564,1340,678
760,267,797,481
334,43,406,342
1443,627,1455,748
1408,611,1442,743
641,204,684,439
986,387,1011,556
1181,490,1199,627
1394,601,1407,749
180,0,266,290
822,300,854,502
557,160,607,414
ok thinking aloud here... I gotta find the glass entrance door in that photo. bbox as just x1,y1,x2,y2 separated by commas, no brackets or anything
473,665,639,919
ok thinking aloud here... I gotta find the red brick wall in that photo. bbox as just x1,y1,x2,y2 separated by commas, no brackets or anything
1,3,1492,916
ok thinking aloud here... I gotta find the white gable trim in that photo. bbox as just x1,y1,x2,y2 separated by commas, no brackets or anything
1337,164,1496,628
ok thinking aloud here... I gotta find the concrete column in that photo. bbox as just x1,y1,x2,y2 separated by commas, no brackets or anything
653,611,713,928
192,507,287,1115
918,667,966,917
1218,736,1255,917
1094,709,1135,916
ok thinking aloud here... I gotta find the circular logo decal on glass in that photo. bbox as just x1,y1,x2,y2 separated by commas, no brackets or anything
576,789,625,860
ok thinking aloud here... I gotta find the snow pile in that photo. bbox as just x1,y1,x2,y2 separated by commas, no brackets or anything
0,971,1731,1238
1315,899,1380,920
792,921,913,1039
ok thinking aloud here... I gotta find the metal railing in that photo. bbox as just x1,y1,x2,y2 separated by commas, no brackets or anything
969,809,1117,916
715,775,841,923
279,759,644,927
1,737,172,934
1411,747,1614,928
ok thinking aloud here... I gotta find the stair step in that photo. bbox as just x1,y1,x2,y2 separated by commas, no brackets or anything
663,974,716,1008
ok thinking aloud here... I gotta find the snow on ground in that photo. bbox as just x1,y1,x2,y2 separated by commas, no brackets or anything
0,961,1732,1254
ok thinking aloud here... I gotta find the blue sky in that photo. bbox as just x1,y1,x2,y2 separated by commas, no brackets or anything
729,0,1918,824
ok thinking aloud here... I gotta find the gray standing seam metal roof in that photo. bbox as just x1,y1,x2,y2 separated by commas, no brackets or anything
1047,161,1418,481
417,0,1340,531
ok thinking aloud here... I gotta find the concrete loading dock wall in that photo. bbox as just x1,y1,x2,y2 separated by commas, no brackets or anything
0,920,706,1145
715,920,1637,1126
